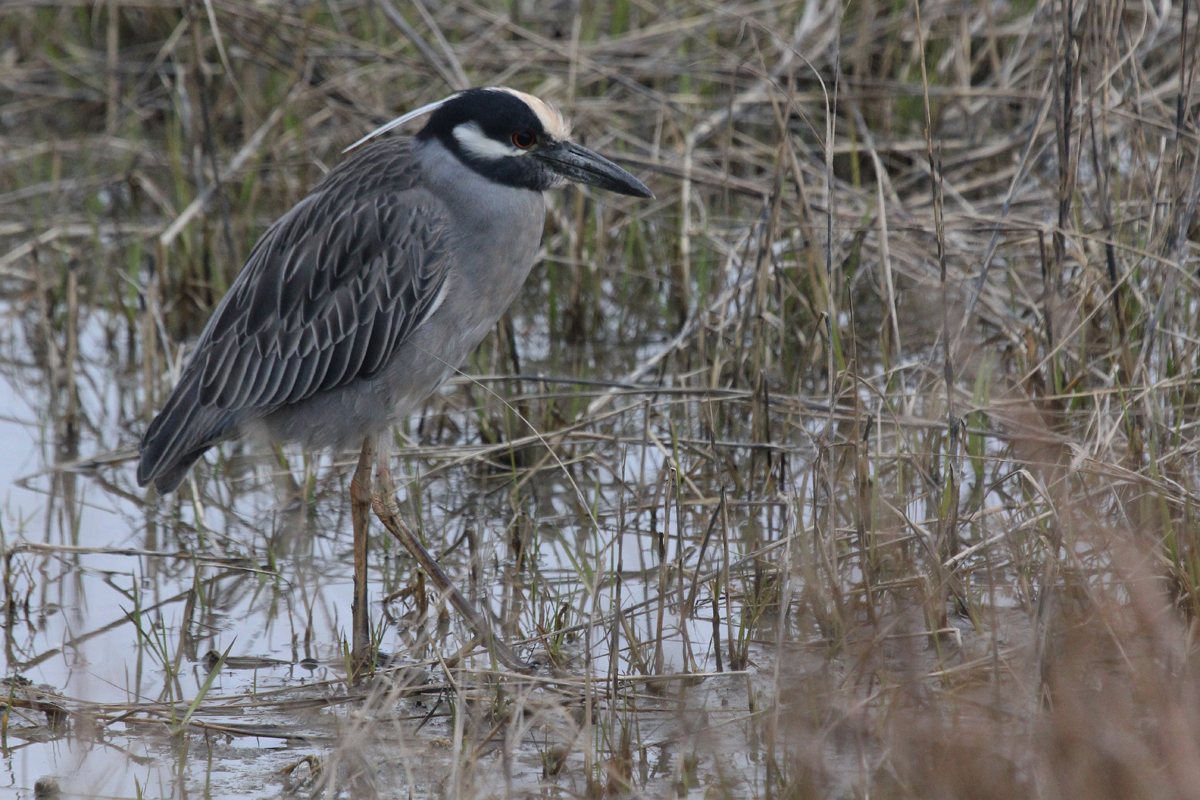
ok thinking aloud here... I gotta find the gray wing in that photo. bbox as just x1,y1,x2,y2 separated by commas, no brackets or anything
138,185,452,492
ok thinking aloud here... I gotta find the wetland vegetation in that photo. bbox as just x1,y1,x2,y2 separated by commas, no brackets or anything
0,0,1198,796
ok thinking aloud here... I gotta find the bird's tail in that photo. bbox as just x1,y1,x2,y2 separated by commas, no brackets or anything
137,370,241,494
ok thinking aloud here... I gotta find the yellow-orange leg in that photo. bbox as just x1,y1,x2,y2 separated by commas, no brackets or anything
371,455,530,671
349,435,375,671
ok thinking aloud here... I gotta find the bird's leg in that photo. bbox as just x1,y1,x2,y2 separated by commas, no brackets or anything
370,455,531,672
349,435,375,673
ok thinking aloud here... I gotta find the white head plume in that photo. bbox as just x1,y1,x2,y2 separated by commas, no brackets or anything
342,87,571,154
342,93,461,153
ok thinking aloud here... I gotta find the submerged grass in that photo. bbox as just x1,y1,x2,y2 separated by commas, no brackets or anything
0,0,1199,796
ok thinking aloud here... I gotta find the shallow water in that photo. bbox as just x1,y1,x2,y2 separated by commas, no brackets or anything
0,213,1056,798
0,280,806,797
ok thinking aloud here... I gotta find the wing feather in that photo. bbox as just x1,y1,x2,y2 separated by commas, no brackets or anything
253,356,288,407
138,140,453,492
275,355,302,401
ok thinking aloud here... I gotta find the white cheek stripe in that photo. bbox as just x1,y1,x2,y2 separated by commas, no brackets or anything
453,121,521,160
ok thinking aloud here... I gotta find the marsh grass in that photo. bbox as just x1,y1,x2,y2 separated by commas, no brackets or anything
1,0,1199,796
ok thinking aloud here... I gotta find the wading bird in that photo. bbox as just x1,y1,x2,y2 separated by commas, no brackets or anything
138,87,652,669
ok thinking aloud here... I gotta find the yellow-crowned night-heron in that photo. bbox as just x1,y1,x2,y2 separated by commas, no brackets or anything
137,87,652,668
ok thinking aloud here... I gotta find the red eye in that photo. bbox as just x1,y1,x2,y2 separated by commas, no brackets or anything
512,131,537,149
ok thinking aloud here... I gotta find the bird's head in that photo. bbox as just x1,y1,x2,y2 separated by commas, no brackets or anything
347,87,653,199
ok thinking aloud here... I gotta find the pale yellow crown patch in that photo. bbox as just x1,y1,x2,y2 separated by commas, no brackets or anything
492,87,572,141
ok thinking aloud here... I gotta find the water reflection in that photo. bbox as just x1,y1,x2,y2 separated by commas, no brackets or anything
0,275,798,797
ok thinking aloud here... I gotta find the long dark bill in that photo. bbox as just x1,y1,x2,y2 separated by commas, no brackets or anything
535,141,653,198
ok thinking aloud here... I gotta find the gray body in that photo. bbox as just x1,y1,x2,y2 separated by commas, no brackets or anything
138,138,542,491
259,139,544,449
137,87,650,493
